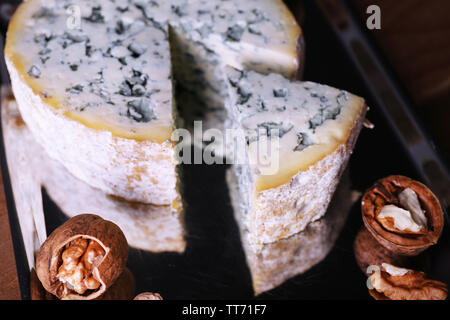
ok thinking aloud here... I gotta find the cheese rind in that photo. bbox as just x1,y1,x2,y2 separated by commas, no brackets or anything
226,68,367,245
1,94,185,254
227,168,354,295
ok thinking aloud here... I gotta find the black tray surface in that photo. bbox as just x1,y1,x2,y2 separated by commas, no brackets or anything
1,0,449,300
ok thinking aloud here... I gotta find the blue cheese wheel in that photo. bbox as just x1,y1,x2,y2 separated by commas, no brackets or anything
5,0,302,204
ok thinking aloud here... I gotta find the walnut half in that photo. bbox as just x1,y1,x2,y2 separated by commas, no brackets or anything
376,204,426,235
368,263,448,300
36,214,128,300
362,175,444,256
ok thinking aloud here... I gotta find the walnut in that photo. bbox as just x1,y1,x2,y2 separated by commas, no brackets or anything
361,175,444,256
57,238,105,295
375,187,428,235
36,214,128,300
134,292,163,300
376,204,426,235
367,263,448,300
398,188,428,227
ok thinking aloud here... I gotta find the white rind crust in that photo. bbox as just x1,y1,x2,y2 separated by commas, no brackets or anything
6,60,179,205
1,88,46,269
228,169,354,295
44,166,186,253
234,105,367,247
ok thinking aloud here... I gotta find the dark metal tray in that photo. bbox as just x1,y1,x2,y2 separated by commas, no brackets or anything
1,0,449,300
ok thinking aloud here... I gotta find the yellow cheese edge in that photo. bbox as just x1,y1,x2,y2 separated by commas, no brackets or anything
255,96,366,191
275,0,302,78
5,0,301,144
4,0,174,143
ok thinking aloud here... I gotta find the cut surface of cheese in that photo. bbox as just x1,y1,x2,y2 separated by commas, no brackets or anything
5,0,302,204
225,68,367,245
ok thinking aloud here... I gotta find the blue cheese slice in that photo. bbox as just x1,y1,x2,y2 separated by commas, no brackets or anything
225,68,367,245
5,0,302,204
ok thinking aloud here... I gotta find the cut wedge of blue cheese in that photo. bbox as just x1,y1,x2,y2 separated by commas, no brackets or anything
225,67,367,245
5,0,302,204
227,167,354,295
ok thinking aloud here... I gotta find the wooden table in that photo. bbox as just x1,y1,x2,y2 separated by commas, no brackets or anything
0,0,449,299
351,0,450,161
0,169,21,299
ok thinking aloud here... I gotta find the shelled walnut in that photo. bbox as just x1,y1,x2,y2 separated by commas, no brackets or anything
57,238,105,295
367,263,448,300
36,214,128,300
361,175,444,256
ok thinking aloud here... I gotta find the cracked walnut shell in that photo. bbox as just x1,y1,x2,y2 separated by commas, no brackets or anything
36,214,128,300
368,263,448,300
96,268,135,300
362,175,444,256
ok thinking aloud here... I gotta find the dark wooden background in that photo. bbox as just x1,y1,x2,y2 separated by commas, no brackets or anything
0,0,449,299
352,0,450,161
